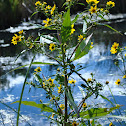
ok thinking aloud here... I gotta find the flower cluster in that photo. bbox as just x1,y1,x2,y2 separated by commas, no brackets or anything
35,1,56,16
106,1,115,8
86,0,115,15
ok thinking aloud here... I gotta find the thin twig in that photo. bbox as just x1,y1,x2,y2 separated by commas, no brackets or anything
45,53,63,67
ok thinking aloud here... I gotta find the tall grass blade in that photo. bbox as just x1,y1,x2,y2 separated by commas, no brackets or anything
16,54,35,126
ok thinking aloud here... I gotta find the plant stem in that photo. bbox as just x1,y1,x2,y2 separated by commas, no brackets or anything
62,43,68,126
16,55,35,126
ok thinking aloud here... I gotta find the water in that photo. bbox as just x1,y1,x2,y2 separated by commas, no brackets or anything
0,19,126,126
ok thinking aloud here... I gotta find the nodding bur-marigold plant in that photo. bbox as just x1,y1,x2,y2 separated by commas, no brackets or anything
10,0,123,126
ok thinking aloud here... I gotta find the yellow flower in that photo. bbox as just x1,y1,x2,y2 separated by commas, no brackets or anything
112,42,119,50
109,122,113,126
89,6,97,14
51,113,55,118
57,68,60,72
43,82,45,88
11,34,22,45
82,103,87,108
70,24,75,35
90,42,93,48
90,120,93,124
110,47,117,54
46,5,51,9
47,77,54,84
35,1,42,6
68,79,76,84
18,30,23,34
58,85,62,93
51,4,56,15
78,34,84,41
43,18,52,27
86,0,99,5
72,121,79,126
115,79,120,85
49,43,55,51
43,1,47,5
125,54,126,57
122,75,126,79
34,66,42,72
59,104,65,110
106,1,115,7
87,78,92,82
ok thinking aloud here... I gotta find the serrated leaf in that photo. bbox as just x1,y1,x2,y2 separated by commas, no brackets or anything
12,101,57,114
74,33,93,60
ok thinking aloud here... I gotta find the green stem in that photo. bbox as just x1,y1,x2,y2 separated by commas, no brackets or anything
108,85,122,116
62,43,68,126
16,55,35,126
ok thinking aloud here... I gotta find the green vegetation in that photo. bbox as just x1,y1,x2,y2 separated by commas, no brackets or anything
1,0,126,126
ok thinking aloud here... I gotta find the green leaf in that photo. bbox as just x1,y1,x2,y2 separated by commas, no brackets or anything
62,9,71,27
31,11,39,18
78,86,87,98
75,106,121,119
66,87,79,117
15,49,28,62
98,15,109,21
100,95,114,106
78,3,85,6
34,74,42,83
32,62,55,65
101,24,123,35
12,101,58,114
6,62,55,75
74,33,93,60
71,14,79,24
40,35,58,44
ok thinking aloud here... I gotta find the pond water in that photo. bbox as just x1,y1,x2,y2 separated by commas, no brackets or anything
0,19,126,126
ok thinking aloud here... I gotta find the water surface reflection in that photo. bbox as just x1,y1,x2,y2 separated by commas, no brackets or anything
0,20,126,125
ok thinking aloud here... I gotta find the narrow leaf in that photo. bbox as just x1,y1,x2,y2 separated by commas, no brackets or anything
71,15,79,24
103,24,123,35
74,33,93,60
12,101,57,114
76,106,121,119
66,87,79,117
